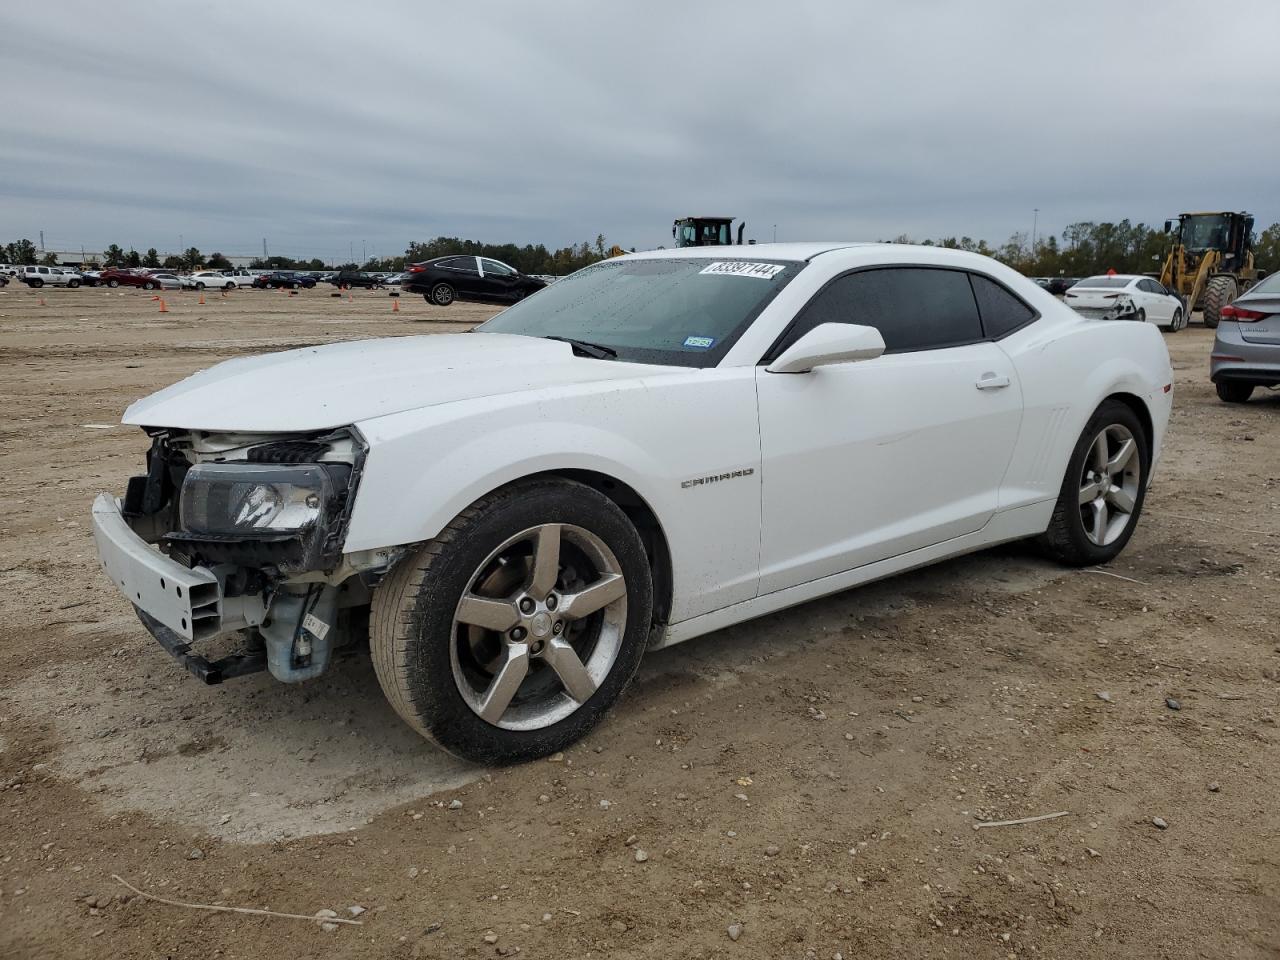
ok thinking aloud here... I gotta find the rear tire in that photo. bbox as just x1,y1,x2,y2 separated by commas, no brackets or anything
430,282,455,306
143,281,157,290
370,478,653,764
30,279,43,288
1035,399,1149,566
195,282,205,290
1202,275,1237,329
68,279,80,288
1216,381,1253,404
1168,308,1183,332
1135,308,1146,324
108,279,119,288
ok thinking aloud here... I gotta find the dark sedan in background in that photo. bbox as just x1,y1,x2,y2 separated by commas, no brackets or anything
402,256,546,306
253,271,315,289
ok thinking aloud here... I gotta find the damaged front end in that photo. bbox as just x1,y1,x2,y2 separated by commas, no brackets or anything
93,427,398,685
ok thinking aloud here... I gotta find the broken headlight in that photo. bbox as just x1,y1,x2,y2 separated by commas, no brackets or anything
179,463,334,535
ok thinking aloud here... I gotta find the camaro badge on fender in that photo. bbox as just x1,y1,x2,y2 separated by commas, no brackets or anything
682,468,755,490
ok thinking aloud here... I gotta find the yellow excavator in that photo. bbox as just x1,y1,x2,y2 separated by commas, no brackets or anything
1158,211,1264,327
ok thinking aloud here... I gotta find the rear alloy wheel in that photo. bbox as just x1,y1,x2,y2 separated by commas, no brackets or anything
1036,400,1149,565
68,279,80,288
195,282,205,290
1216,381,1253,404
143,281,157,290
107,279,119,288
370,478,652,763
430,282,455,306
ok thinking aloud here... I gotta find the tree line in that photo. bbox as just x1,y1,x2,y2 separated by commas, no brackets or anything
5,223,1279,276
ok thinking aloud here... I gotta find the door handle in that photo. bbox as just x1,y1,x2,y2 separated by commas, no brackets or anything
975,373,1011,390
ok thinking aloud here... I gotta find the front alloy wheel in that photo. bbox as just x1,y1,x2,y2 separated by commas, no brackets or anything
451,523,627,729
370,478,652,763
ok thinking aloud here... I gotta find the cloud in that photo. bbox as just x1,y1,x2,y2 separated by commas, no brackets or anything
2,0,1277,259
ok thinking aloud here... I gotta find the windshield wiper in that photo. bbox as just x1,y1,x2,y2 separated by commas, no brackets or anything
544,335,618,360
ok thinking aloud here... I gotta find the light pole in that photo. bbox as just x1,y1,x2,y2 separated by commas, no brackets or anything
1031,209,1038,252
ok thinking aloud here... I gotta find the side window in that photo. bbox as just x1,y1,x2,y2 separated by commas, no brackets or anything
481,259,515,276
443,257,477,274
969,274,1037,338
789,268,982,354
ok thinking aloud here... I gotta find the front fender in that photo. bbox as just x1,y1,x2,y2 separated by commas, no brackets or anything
344,372,763,622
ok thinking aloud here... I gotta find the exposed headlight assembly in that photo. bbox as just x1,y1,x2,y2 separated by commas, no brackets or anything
170,461,352,574
180,463,333,535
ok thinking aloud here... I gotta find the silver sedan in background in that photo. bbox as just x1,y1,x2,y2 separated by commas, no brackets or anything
1210,272,1280,403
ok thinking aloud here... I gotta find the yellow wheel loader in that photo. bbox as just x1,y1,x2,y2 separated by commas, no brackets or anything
1158,211,1264,328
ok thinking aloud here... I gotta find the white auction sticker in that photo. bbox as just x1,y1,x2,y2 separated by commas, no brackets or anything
699,261,785,279
302,612,331,640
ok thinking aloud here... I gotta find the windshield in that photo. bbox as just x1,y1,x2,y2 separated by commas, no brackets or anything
1181,214,1230,252
1073,276,1132,289
478,257,802,367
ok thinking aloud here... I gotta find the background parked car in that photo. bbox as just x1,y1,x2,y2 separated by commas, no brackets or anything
1210,270,1279,403
147,272,183,290
253,271,315,289
98,268,163,289
329,270,382,289
183,271,238,290
20,265,81,288
402,255,546,306
1064,274,1186,330
77,270,103,287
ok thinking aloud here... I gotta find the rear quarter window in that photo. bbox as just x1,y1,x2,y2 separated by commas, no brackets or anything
969,274,1037,338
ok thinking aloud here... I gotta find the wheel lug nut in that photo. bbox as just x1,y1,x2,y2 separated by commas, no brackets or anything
519,598,535,614
552,621,563,635
510,627,527,642
545,594,558,611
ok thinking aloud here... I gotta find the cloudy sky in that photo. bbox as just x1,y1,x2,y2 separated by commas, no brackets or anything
3,1,1278,261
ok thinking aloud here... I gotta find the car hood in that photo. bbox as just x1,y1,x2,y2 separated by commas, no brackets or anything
123,332,672,432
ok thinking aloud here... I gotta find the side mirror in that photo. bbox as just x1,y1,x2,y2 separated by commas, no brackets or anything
766,323,886,374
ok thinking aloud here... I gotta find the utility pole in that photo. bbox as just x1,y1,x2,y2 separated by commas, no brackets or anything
772,224,777,243
263,238,268,259
39,230,44,252
1031,209,1039,252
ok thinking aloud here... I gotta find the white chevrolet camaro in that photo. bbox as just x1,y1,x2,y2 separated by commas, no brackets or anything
92,243,1173,763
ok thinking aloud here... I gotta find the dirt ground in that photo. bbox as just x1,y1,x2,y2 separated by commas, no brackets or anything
0,284,1276,959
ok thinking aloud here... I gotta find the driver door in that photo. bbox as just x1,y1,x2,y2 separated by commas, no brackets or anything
755,267,1023,594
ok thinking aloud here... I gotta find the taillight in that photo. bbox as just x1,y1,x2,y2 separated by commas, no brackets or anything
1220,304,1268,322
408,265,427,273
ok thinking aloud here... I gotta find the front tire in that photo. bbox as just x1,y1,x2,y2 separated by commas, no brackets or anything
1216,381,1253,404
68,279,80,288
1202,275,1236,329
1168,308,1183,332
143,281,157,290
430,282,455,306
107,279,119,288
370,478,653,764
1036,400,1149,566
1135,308,1146,323
30,278,43,288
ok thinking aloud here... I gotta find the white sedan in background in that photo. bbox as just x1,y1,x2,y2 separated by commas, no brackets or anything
182,271,239,291
1065,275,1186,331
92,243,1173,764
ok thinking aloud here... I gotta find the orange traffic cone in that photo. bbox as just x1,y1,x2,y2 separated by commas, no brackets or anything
392,298,400,313
198,292,205,305
158,298,169,313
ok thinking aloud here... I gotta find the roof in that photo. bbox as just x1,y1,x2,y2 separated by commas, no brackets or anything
630,241,874,261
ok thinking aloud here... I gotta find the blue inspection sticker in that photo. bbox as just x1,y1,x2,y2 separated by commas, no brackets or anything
683,335,716,350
